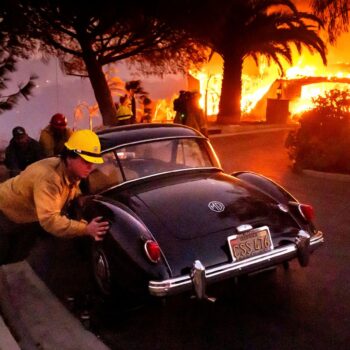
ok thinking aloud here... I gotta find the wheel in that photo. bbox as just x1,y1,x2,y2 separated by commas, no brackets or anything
91,243,113,296
91,241,150,312
91,241,141,299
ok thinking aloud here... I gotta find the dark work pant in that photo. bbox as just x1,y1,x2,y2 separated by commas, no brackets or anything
0,210,44,265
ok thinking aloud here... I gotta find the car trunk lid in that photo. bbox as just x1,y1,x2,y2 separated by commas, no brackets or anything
122,171,298,277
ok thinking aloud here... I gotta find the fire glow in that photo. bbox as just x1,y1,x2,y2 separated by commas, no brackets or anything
190,51,350,120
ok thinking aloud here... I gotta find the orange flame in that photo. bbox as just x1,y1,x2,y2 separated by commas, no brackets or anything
189,42,350,122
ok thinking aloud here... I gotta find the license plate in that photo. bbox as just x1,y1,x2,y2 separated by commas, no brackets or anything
227,226,273,262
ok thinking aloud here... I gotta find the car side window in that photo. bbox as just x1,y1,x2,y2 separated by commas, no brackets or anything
118,141,174,176
176,139,212,167
87,152,123,193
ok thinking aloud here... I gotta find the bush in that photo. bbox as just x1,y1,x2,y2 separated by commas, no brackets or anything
285,89,350,174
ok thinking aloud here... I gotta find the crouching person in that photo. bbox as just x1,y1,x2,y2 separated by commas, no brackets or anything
0,129,109,265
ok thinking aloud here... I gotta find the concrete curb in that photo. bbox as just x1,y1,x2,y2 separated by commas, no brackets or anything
0,315,20,350
0,266,38,350
303,169,350,182
0,261,110,350
208,124,296,138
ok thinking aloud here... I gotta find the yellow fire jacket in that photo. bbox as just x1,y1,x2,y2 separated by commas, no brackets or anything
115,105,133,121
0,157,87,237
39,125,73,157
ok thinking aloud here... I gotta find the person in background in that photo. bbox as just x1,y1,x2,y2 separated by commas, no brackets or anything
140,96,153,123
4,126,44,177
39,113,73,157
129,89,137,124
0,129,109,265
175,91,208,137
115,95,134,126
173,90,189,125
186,91,208,137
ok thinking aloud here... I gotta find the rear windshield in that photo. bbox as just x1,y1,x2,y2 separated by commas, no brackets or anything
87,138,220,193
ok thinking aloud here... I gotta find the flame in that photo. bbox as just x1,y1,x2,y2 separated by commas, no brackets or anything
285,58,350,117
286,65,317,78
289,82,350,117
190,55,281,118
188,70,222,118
189,46,350,121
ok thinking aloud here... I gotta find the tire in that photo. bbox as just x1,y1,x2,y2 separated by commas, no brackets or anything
91,240,138,299
91,243,113,297
91,241,149,310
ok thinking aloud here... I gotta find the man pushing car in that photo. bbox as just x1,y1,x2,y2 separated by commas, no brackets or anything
0,129,109,265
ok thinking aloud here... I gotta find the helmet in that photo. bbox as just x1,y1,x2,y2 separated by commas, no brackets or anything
64,129,103,164
50,113,67,129
12,126,26,138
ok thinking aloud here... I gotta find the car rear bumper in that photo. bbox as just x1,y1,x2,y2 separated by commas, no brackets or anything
148,230,324,297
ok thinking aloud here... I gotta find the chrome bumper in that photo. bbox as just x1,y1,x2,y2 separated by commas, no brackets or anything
149,230,324,298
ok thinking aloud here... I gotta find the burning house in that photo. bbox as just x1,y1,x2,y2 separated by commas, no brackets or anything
188,36,350,124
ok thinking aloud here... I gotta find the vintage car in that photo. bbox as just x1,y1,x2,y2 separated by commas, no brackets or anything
75,123,324,301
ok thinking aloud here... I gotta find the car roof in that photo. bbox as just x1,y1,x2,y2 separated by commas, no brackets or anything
97,123,203,151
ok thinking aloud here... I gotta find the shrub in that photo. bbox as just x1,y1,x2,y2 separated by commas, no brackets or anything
285,89,350,174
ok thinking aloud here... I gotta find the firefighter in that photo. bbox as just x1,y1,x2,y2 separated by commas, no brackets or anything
39,113,73,157
115,95,134,125
4,126,44,177
0,129,109,265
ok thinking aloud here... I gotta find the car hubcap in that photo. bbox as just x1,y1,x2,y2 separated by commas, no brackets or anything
94,249,111,295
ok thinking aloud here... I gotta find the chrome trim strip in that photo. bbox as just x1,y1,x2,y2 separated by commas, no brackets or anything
148,231,324,297
103,135,205,153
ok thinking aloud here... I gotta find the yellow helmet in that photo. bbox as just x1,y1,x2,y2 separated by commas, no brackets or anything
64,129,103,164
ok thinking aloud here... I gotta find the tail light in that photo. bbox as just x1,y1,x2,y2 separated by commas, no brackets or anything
298,204,314,222
144,240,161,263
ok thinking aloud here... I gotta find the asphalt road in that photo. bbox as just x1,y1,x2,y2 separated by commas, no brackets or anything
211,130,350,349
28,130,350,349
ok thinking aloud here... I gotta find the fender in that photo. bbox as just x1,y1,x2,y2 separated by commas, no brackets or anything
233,172,318,234
232,171,298,205
81,196,170,279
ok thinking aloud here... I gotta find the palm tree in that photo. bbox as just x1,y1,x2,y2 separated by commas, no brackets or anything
311,0,350,43
213,0,327,124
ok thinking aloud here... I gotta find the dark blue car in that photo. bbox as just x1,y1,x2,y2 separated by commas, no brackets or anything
76,123,324,301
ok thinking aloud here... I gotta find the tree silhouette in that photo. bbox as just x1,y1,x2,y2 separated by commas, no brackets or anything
311,0,350,43
161,0,327,124
0,3,37,114
0,57,37,114
9,0,206,125
209,0,327,123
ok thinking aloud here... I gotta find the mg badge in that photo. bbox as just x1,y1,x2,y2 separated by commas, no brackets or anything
208,201,225,213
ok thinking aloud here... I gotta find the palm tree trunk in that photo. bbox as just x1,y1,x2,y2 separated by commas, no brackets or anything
217,53,243,124
79,39,117,126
